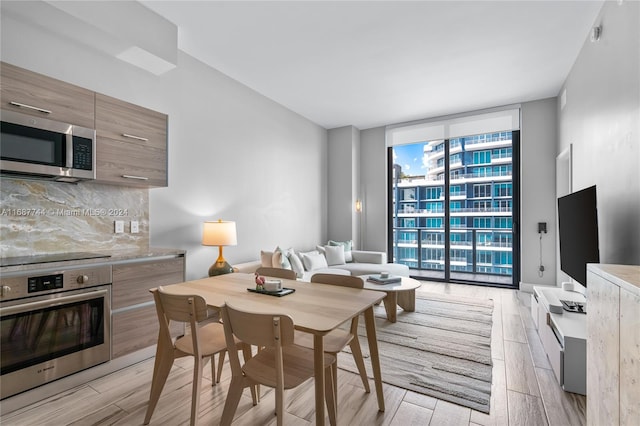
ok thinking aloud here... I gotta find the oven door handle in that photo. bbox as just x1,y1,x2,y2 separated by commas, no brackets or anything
0,289,109,316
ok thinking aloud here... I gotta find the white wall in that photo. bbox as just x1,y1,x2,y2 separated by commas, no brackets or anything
558,0,640,275
327,126,360,247
327,125,388,253
360,126,388,253
1,3,328,280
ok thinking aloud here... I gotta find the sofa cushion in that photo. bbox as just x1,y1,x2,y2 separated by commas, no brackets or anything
260,250,274,267
302,267,350,281
299,251,328,271
328,239,353,262
287,251,305,278
324,244,346,266
233,260,261,274
351,250,386,264
274,246,294,269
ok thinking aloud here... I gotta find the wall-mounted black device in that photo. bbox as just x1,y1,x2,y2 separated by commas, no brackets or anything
538,222,547,234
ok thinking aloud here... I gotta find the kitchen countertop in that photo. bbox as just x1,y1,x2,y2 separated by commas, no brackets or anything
0,247,185,275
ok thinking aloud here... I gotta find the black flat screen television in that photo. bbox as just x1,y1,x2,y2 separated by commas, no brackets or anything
557,185,600,287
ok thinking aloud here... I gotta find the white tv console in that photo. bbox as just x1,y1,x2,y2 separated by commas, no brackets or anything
531,286,587,395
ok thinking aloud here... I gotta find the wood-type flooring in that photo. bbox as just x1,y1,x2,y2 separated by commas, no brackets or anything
2,282,586,425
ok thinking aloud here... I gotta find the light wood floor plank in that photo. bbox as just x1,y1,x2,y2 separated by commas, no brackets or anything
519,303,536,330
469,359,508,426
66,404,128,426
503,340,540,397
535,367,586,426
501,291,527,345
507,390,548,426
338,382,405,426
525,327,552,370
389,401,434,425
502,312,527,343
402,389,438,411
1,385,101,425
429,399,471,425
491,299,505,361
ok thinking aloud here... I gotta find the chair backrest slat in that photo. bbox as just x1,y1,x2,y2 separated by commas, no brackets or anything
222,302,294,347
256,267,297,280
156,286,209,323
310,273,364,289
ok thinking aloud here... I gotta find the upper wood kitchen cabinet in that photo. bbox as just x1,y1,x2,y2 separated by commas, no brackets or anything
95,93,168,187
0,62,95,128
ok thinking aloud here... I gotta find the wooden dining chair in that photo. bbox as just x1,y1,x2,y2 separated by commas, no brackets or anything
144,287,255,426
220,302,337,426
294,273,371,399
255,266,297,280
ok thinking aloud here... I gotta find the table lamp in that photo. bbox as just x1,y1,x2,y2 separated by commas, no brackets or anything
202,219,237,276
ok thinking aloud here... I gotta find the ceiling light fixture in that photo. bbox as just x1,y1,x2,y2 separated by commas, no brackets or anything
590,25,602,42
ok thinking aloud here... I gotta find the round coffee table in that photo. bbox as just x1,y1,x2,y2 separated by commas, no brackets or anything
361,276,422,322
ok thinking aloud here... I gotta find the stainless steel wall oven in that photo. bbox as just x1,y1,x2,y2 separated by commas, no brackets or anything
0,263,112,399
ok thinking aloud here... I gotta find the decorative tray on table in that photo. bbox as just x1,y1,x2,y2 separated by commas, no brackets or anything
247,287,296,297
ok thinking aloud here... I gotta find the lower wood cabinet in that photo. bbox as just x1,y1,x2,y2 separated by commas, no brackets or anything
112,257,184,310
111,256,185,359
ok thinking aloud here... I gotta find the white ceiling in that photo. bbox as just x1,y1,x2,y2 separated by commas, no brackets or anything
142,1,604,130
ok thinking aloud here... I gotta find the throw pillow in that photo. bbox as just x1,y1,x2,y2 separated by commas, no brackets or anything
287,251,305,278
324,244,346,266
329,239,353,262
274,246,293,270
300,251,328,271
271,250,283,268
260,250,274,267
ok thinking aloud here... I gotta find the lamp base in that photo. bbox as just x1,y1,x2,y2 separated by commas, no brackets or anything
208,260,234,276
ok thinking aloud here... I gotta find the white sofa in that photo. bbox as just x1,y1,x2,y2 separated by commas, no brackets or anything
234,246,410,281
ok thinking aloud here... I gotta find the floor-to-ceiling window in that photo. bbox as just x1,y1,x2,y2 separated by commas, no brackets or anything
387,109,520,288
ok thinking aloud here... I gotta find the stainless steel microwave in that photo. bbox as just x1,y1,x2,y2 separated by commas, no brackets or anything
0,109,96,182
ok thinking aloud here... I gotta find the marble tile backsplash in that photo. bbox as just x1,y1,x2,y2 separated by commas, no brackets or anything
0,179,149,257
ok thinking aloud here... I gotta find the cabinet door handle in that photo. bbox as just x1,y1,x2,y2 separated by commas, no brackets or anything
122,175,149,181
9,101,52,114
122,133,149,141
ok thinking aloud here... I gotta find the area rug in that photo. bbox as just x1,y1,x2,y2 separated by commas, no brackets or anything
338,292,494,413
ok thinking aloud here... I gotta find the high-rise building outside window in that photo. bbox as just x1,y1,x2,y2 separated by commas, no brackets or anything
390,128,518,286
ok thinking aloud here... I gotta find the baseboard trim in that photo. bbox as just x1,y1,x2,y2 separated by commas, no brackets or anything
519,282,559,293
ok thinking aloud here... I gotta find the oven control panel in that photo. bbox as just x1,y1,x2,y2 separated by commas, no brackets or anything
28,273,64,293
0,265,112,302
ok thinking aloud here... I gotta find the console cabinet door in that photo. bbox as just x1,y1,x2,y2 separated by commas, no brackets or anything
619,287,640,425
95,93,168,187
0,62,95,128
587,271,620,425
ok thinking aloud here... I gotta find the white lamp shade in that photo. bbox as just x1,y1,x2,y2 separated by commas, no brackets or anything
202,220,237,246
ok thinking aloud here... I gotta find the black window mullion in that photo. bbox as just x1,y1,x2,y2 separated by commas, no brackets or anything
444,139,450,280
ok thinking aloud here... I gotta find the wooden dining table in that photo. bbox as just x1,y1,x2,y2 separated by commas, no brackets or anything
159,272,386,425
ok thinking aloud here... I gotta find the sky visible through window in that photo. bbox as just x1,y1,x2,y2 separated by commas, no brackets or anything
393,143,426,176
